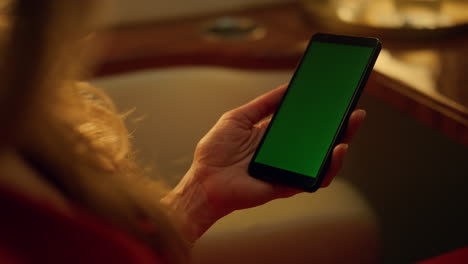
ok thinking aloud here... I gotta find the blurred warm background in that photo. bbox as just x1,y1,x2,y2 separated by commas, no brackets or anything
90,0,468,263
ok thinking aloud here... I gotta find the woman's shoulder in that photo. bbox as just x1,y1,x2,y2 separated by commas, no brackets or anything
0,185,163,264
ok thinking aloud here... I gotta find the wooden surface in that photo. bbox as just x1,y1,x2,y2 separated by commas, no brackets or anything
93,3,468,146
94,5,311,73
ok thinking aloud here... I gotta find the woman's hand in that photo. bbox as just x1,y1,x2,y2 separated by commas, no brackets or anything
161,84,366,243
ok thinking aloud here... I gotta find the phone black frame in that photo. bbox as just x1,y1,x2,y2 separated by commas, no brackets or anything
248,33,381,192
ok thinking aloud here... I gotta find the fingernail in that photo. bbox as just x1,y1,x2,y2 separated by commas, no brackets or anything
342,144,349,151
357,109,367,118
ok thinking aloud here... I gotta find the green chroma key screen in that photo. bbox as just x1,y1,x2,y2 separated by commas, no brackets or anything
254,41,373,178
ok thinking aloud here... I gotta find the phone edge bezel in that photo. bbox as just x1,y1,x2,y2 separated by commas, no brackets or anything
248,33,382,192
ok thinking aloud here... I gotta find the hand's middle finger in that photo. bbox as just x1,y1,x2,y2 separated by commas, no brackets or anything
341,109,366,144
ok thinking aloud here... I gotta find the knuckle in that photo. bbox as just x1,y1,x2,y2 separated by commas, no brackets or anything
221,109,237,120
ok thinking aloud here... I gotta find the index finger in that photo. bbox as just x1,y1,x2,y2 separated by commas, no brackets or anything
230,84,288,125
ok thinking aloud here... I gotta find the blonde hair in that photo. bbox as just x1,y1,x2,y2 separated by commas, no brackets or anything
0,1,188,263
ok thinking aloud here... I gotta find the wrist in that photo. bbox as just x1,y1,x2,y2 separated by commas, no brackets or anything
160,168,216,243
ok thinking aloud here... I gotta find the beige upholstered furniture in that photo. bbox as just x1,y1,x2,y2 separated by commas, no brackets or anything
92,67,379,264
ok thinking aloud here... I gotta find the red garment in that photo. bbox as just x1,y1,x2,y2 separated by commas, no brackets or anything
0,187,162,264
416,247,468,264
2,186,466,264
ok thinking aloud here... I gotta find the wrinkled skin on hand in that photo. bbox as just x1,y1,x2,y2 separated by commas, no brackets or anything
161,84,366,243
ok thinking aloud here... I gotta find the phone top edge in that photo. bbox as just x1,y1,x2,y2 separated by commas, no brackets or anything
312,33,381,48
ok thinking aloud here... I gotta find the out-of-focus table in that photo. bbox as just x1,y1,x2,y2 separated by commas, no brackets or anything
94,3,468,146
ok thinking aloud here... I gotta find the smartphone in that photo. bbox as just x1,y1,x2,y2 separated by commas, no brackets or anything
248,33,381,192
